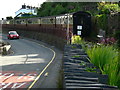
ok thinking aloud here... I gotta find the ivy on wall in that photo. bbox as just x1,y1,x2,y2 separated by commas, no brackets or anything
95,2,120,36
95,14,108,32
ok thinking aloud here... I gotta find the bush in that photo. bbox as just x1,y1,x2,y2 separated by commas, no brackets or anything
71,35,82,44
95,14,108,31
86,45,119,87
114,30,120,48
114,27,120,88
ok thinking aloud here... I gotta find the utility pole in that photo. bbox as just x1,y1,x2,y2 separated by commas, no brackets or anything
67,14,70,44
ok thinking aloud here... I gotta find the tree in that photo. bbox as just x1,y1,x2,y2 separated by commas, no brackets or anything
37,2,97,17
98,2,120,14
50,4,65,15
37,2,53,16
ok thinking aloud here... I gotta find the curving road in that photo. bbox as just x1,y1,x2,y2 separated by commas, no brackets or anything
0,35,62,89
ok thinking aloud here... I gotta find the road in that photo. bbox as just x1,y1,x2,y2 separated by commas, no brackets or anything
0,34,62,89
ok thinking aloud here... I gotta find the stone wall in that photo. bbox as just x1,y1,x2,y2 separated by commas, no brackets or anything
2,26,67,50
107,13,119,36
63,44,119,89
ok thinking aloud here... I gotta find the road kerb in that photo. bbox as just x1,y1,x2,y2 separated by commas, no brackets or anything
27,41,56,90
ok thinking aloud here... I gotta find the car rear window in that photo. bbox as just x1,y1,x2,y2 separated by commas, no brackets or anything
9,32,17,35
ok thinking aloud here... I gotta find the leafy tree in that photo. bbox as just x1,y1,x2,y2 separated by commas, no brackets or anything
50,4,65,15
95,14,108,31
98,2,120,14
37,2,97,17
37,2,53,16
96,2,120,35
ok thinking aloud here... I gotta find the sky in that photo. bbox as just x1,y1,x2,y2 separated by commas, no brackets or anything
0,0,119,20
0,0,46,20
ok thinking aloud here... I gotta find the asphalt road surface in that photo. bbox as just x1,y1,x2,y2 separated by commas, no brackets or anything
0,34,63,89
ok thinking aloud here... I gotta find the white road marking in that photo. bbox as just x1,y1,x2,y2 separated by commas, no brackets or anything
11,83,26,88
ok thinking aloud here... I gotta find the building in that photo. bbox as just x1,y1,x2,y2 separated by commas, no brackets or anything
15,4,37,17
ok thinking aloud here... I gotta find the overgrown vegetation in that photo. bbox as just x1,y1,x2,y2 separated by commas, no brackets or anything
115,30,120,48
37,2,119,42
97,2,120,14
70,2,120,88
114,29,120,88
37,2,97,17
71,35,120,88
85,67,97,73
95,14,108,32
86,45,119,86
95,2,119,35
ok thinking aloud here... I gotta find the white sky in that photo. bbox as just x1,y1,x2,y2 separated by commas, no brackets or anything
0,0,119,20
0,0,46,20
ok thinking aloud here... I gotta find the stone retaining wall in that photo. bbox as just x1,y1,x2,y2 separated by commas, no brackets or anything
3,28,66,50
63,44,118,89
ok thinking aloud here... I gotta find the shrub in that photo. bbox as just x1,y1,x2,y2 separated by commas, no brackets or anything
114,30,120,48
86,45,119,87
95,14,108,31
103,56,119,85
71,35,82,44
100,37,116,45
87,45,117,70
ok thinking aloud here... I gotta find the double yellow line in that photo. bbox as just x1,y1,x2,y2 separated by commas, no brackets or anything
27,42,56,90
